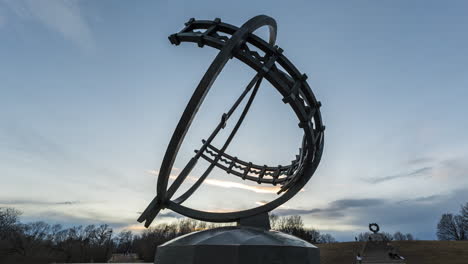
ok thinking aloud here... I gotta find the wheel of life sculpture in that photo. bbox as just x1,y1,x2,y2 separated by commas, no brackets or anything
369,223,380,234
138,15,325,227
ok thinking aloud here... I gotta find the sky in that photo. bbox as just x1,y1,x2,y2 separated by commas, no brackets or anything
1,0,468,241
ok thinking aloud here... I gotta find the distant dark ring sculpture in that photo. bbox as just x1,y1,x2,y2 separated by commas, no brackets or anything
138,15,325,228
369,223,380,234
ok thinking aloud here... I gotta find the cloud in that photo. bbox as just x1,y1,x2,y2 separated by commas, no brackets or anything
398,194,443,204
368,166,432,184
136,210,182,219
363,157,468,190
160,211,183,219
406,157,434,165
118,224,147,232
330,198,385,209
271,198,385,217
147,169,280,194
0,199,80,206
273,207,324,216
2,0,94,51
203,178,279,194
21,209,134,229
271,188,468,240
55,201,79,205
6,204,181,234
1,121,136,193
436,158,468,180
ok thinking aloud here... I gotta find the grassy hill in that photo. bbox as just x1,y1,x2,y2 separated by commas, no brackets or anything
318,241,364,264
317,241,468,264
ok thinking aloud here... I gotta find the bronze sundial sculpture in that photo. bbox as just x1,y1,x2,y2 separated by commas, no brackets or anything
138,15,325,264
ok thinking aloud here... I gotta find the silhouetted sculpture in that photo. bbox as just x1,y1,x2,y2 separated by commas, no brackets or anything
369,223,380,234
138,15,325,264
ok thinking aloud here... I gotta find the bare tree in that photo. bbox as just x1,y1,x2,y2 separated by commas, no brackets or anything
177,219,198,235
380,232,393,241
405,233,414,241
437,213,464,240
306,229,321,243
276,215,304,235
461,202,468,235
269,214,279,229
115,230,133,254
319,233,336,243
453,214,466,240
357,232,372,242
0,207,21,238
392,231,414,241
393,231,406,241
270,215,335,244
0,208,24,259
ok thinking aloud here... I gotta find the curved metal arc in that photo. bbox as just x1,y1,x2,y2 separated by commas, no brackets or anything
139,15,326,227
155,15,277,202
240,15,277,45
182,17,276,55
139,15,278,227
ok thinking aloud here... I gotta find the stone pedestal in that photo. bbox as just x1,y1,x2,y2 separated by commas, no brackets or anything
155,226,320,264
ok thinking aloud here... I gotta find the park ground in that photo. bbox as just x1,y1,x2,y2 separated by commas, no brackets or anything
318,240,468,264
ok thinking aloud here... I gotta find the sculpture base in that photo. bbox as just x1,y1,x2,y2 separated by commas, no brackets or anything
155,226,320,264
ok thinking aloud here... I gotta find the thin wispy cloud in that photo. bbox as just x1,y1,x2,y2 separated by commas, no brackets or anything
365,157,468,185
406,157,434,165
436,158,468,179
2,0,94,51
23,209,135,228
397,194,442,204
0,199,80,206
1,122,135,193
270,198,386,217
368,166,432,184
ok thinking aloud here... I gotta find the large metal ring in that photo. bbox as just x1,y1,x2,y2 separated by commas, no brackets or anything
138,15,324,226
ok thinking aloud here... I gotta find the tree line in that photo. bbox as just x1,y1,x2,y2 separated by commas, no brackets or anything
0,207,336,263
436,202,468,241
0,208,113,263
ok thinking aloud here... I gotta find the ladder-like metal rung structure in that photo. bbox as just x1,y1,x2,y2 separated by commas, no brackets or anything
198,140,301,187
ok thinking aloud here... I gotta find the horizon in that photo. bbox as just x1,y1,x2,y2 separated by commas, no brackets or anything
1,0,468,242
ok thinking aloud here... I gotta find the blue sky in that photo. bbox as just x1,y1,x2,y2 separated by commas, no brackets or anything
1,0,468,241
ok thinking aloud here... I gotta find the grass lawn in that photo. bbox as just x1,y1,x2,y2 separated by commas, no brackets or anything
317,241,468,264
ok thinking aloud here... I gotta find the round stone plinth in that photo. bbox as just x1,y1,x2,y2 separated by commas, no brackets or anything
155,226,320,264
